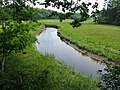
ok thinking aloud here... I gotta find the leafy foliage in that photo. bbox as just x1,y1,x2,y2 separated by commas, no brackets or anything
0,0,38,71
91,9,100,23
70,13,81,20
0,21,36,56
70,20,82,28
97,0,120,25
98,64,120,90
0,4,37,21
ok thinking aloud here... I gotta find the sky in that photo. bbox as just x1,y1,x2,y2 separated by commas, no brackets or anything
34,0,105,13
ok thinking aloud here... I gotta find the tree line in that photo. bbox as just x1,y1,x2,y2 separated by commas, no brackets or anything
0,5,83,20
31,8,83,20
92,0,120,26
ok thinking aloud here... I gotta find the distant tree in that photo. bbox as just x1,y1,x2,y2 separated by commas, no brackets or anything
70,13,81,20
35,8,59,19
97,0,120,25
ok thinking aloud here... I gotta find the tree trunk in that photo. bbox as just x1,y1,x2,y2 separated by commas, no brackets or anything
1,22,6,71
1,54,5,71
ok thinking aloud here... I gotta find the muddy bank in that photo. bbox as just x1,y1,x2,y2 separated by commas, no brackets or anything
57,31,117,65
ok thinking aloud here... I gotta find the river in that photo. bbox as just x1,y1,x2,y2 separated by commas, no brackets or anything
35,27,106,80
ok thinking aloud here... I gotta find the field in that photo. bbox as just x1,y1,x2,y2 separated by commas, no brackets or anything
41,20,120,62
0,22,100,90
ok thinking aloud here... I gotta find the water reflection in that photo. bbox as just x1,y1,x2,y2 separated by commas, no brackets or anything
36,28,106,80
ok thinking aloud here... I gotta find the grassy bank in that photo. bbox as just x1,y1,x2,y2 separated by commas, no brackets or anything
0,22,100,90
41,20,120,62
0,47,100,90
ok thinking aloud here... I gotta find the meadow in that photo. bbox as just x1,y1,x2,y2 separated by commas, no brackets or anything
41,20,120,62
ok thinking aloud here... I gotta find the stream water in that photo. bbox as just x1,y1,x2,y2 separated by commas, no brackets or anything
35,28,106,80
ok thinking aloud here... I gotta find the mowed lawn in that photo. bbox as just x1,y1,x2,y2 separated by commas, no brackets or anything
41,20,120,62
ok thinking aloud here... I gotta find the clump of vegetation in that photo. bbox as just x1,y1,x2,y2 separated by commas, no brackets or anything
98,64,120,90
0,21,36,71
92,0,120,26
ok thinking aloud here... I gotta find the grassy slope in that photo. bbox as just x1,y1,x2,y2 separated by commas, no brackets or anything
41,20,120,62
0,22,100,90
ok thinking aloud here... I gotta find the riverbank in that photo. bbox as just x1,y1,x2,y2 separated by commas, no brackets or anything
0,22,100,90
41,20,120,63
57,32,116,65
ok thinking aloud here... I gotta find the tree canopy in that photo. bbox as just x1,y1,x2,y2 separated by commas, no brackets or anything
95,0,120,25
0,0,37,71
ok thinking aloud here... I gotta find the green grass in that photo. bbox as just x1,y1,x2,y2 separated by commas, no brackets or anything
0,46,100,90
0,22,100,90
40,20,120,62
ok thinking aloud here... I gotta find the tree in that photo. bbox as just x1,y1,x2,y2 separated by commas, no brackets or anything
0,21,36,71
97,0,120,25
0,0,37,71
